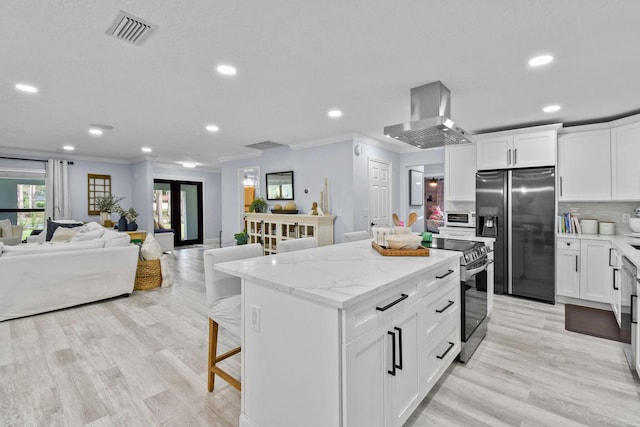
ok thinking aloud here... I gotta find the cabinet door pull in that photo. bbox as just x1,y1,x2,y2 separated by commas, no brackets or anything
387,330,396,376
436,341,455,360
560,176,563,197
613,268,619,290
575,255,578,272
436,269,454,279
609,248,614,267
376,293,409,311
394,326,403,370
436,300,455,313
632,295,637,325
507,149,511,166
514,148,518,165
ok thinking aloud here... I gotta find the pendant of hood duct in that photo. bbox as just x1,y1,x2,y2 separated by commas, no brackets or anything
384,81,475,149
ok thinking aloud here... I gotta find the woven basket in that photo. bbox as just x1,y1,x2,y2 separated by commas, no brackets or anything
134,259,162,290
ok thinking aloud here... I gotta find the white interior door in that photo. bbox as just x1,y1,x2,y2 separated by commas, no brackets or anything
368,159,391,229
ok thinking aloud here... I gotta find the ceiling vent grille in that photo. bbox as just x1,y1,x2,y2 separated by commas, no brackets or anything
246,141,284,150
106,11,156,46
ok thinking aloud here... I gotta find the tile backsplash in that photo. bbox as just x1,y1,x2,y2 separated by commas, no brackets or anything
558,202,640,234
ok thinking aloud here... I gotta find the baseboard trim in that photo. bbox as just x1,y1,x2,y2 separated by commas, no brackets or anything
239,414,260,427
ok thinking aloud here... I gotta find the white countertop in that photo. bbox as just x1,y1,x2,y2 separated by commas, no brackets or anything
215,239,461,309
558,233,640,270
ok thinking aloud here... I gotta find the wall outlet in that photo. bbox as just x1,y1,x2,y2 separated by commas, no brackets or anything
623,213,630,223
250,305,261,332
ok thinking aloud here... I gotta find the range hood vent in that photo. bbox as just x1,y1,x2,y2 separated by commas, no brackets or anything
384,81,475,149
106,11,157,46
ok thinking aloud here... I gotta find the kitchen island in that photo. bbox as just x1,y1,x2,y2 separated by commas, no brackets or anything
216,239,462,427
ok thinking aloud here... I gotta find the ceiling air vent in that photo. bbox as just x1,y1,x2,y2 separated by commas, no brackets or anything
106,11,157,46
246,141,284,150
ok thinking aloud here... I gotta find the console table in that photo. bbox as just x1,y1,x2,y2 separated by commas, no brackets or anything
245,213,336,255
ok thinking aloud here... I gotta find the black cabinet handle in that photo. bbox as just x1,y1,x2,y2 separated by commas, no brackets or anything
436,300,455,314
394,327,403,370
436,269,454,280
613,268,619,290
436,341,455,360
632,295,637,325
376,294,408,311
575,255,578,272
387,330,396,376
609,248,614,267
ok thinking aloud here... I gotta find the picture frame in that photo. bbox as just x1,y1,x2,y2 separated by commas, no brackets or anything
409,169,423,206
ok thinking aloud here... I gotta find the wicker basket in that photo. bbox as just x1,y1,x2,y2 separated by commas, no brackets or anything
134,259,162,290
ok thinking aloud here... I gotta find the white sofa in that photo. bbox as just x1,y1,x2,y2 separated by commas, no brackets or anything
0,225,139,322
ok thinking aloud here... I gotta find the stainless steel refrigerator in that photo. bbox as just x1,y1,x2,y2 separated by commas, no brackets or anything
476,167,556,303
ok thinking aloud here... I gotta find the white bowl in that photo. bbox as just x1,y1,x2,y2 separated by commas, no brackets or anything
385,234,422,249
630,218,640,233
394,226,411,234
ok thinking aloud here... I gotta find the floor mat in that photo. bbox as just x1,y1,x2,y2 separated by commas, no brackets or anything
565,304,630,343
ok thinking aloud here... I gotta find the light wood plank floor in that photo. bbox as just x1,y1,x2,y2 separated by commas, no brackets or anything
1,246,639,426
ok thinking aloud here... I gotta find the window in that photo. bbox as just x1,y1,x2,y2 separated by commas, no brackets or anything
0,172,46,239
88,174,112,215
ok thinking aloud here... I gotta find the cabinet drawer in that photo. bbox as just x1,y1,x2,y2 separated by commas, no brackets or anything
557,238,579,250
343,279,420,344
421,316,461,392
422,259,460,296
423,280,460,343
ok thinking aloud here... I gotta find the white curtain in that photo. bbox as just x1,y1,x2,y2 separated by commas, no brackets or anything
45,159,70,220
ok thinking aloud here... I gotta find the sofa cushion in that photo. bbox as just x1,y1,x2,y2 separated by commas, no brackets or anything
0,219,11,237
46,219,83,241
1,240,105,257
100,229,131,247
70,222,106,242
50,226,80,242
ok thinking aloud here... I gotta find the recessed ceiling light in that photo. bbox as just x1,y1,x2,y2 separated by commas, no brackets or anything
528,55,553,67
181,162,197,168
15,83,38,93
543,104,561,113
328,110,342,118
62,145,74,151
217,65,237,75
206,124,219,132
89,128,103,136
141,147,152,153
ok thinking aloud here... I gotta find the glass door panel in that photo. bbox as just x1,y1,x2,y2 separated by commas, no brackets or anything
153,179,203,247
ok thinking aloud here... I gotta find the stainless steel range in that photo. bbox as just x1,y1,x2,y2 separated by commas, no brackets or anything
430,237,490,362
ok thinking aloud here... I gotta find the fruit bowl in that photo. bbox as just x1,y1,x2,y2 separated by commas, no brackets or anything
630,218,640,233
385,234,423,250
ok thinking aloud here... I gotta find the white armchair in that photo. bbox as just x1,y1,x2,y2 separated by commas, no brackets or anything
0,225,23,246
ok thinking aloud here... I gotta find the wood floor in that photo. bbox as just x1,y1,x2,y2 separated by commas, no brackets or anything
1,246,639,426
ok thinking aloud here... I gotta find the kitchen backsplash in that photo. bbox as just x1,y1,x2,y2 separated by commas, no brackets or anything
558,202,640,234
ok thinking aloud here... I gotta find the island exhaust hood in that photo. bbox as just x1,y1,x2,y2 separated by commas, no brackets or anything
384,81,475,149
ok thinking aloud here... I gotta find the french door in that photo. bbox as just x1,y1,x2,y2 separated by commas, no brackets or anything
153,179,203,246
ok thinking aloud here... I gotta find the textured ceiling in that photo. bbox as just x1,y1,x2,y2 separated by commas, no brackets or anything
1,0,639,169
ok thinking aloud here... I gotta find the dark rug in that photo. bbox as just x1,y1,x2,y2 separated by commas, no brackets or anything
565,304,630,343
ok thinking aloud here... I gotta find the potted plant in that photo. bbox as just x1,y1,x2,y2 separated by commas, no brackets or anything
124,208,139,231
95,194,124,226
234,230,249,245
248,196,268,213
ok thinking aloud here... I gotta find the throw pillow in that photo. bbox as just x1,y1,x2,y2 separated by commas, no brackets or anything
141,234,163,260
45,219,83,241
100,229,131,247
50,226,79,242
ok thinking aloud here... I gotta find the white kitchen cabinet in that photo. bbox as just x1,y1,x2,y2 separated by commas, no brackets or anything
610,247,622,326
556,238,580,298
245,213,335,255
558,130,611,201
476,128,556,171
635,281,639,377
580,239,612,303
444,144,477,202
611,120,640,200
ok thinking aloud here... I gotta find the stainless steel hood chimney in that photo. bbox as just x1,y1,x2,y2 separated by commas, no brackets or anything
384,81,475,149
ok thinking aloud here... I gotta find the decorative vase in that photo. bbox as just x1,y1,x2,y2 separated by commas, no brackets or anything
100,212,111,226
118,216,128,232
127,221,138,231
